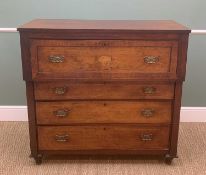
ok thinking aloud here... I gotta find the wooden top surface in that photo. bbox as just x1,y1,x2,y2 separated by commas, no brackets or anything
18,19,190,33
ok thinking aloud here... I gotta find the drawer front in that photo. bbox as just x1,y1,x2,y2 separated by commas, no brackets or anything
31,40,178,80
38,126,169,150
36,101,171,124
34,82,174,100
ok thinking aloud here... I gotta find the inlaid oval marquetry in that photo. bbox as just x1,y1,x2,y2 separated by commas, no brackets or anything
97,55,112,70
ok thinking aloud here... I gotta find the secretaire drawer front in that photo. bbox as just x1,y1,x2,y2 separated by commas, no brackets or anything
30,40,178,80
38,126,170,150
36,101,172,124
34,82,174,100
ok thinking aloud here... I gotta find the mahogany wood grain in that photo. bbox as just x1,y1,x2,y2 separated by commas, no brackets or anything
38,125,170,150
25,82,38,158
18,19,190,33
30,40,178,80
40,149,168,156
36,101,172,124
177,34,190,81
169,77,183,159
34,82,174,100
167,34,190,160
19,33,32,81
18,19,190,164
24,32,181,41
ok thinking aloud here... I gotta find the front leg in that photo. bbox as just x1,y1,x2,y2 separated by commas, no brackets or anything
35,154,43,165
164,154,174,165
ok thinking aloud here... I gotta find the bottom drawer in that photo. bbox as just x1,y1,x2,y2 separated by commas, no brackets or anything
38,126,170,151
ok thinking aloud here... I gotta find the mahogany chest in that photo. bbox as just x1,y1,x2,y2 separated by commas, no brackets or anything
17,19,190,164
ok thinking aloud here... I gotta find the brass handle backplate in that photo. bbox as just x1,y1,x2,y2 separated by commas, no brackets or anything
141,134,153,141
141,109,155,117
143,87,156,94
48,55,64,63
54,109,70,118
54,87,67,95
55,134,69,142
144,56,159,64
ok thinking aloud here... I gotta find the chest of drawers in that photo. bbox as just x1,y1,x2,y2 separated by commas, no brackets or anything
18,19,190,164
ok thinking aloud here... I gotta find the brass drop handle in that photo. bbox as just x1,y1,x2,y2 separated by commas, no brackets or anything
48,55,64,63
141,109,155,117
141,134,153,141
55,134,69,142
54,87,67,95
144,56,159,64
143,87,156,94
53,109,70,118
